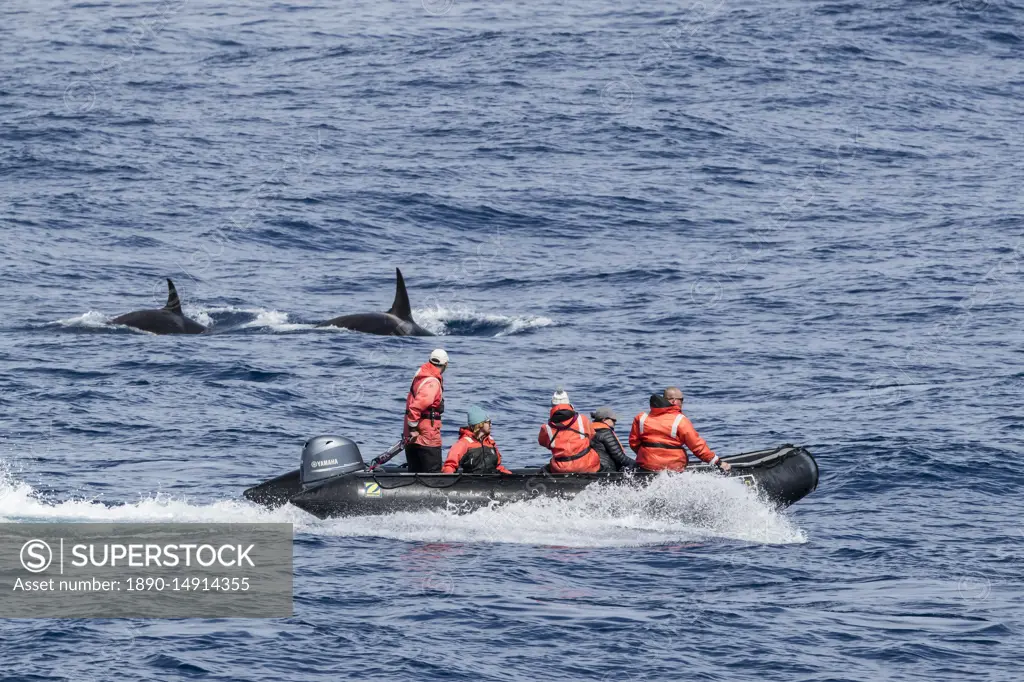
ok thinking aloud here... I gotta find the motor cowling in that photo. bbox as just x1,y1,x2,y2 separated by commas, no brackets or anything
301,435,364,487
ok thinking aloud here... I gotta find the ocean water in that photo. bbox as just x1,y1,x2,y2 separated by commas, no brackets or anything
1,0,1022,680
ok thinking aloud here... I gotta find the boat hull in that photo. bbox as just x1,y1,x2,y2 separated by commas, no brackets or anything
244,445,818,519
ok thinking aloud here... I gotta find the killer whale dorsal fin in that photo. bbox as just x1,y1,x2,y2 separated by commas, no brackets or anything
387,268,414,322
163,278,183,315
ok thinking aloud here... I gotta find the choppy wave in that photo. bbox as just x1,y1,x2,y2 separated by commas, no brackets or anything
414,305,556,337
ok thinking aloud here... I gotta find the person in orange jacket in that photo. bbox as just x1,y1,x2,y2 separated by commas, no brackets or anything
442,406,512,474
538,389,601,473
403,349,448,473
629,387,731,472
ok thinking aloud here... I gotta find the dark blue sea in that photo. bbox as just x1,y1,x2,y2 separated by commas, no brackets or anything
2,0,1022,679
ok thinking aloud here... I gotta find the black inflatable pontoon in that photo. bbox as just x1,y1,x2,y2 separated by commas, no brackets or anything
243,436,818,519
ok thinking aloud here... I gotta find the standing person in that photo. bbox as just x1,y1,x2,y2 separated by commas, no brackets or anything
538,389,601,473
441,406,512,474
403,349,448,473
590,406,637,471
628,387,731,473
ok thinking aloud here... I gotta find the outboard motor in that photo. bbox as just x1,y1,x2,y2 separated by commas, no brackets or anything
300,435,365,488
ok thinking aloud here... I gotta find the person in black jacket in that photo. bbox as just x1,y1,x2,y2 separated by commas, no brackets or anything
590,406,637,471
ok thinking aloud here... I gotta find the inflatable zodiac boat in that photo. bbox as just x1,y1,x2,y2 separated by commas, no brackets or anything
243,436,819,518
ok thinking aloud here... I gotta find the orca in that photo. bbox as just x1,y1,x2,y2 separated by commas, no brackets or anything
317,268,434,336
110,279,207,335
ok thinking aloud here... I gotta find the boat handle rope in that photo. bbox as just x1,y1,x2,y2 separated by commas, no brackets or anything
371,473,466,490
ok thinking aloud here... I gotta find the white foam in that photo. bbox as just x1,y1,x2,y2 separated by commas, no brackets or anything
231,309,315,332
191,310,215,328
187,305,251,330
413,305,556,337
55,311,115,328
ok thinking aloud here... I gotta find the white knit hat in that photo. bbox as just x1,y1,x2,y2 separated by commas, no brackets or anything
551,388,570,405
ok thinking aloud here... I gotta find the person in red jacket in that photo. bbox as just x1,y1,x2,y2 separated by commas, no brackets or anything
629,387,731,472
442,406,512,474
403,349,448,473
538,389,601,473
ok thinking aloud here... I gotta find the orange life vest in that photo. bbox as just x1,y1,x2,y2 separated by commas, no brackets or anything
408,365,444,420
442,427,509,474
540,408,600,473
404,362,445,447
632,406,690,471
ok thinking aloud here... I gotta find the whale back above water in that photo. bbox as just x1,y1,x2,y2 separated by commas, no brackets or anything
110,279,207,335
317,268,434,336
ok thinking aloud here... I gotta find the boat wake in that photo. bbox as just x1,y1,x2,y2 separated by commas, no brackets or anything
0,464,805,548
0,465,304,526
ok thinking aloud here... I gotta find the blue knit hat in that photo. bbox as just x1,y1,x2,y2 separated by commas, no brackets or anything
466,405,490,426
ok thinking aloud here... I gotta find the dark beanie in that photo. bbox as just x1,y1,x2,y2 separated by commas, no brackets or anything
649,393,672,409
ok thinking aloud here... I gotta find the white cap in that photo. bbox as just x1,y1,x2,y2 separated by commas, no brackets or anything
429,349,449,366
551,388,570,405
